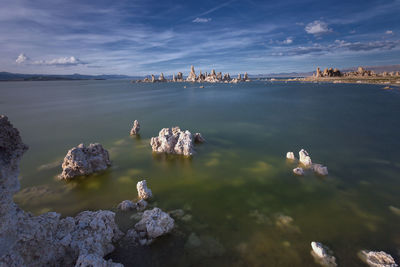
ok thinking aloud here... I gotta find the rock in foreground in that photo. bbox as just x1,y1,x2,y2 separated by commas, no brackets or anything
0,115,123,266
60,143,111,180
150,127,203,156
137,180,152,200
130,120,140,135
135,208,175,239
311,241,337,267
359,250,398,267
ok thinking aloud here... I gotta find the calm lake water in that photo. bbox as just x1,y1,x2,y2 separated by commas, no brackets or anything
1,80,400,266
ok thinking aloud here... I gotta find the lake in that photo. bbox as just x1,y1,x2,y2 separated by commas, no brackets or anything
1,80,400,266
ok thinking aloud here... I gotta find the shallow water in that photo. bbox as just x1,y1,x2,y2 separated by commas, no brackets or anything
1,80,400,266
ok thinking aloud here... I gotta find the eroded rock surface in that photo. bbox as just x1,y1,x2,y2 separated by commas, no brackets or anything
117,199,148,212
137,180,152,200
359,250,398,267
150,127,201,156
299,149,312,167
311,241,337,267
312,164,329,176
130,120,140,135
0,115,123,267
293,167,304,176
286,152,295,160
60,143,111,180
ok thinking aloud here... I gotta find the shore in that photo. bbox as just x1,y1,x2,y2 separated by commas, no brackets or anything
277,76,400,87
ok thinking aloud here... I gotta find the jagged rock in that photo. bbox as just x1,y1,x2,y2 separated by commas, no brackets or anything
194,133,205,143
312,164,329,176
151,74,156,83
311,242,337,267
172,74,177,82
150,127,195,156
59,143,111,180
299,149,312,167
134,208,174,240
130,120,140,135
186,65,197,82
0,115,123,266
286,152,295,160
177,72,183,81
158,73,166,82
137,180,152,200
244,72,250,81
359,250,397,267
293,167,304,176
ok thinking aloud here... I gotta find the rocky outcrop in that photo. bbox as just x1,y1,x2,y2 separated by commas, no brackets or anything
0,115,123,267
311,242,337,267
117,199,147,212
59,143,111,180
314,67,341,77
293,167,304,176
135,208,174,239
130,120,140,135
299,149,312,167
186,65,197,82
359,250,398,267
286,152,295,160
312,164,329,176
194,133,206,143
137,180,152,200
158,73,166,82
150,127,202,156
287,149,329,176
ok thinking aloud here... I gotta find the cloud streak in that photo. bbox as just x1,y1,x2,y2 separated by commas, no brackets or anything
305,20,332,35
16,53,86,66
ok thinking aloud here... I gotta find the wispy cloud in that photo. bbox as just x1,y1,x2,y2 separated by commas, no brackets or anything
16,53,86,66
305,20,332,35
192,17,212,23
386,30,393,35
283,37,293,45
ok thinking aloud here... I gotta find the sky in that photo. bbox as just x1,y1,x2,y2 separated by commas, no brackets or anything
1,0,400,76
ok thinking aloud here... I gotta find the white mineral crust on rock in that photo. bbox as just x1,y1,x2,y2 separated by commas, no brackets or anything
137,180,152,200
150,127,199,156
311,241,337,267
293,167,304,175
299,149,312,167
130,120,140,135
0,115,123,267
135,208,174,239
60,143,111,179
313,164,329,176
286,152,295,160
359,250,398,267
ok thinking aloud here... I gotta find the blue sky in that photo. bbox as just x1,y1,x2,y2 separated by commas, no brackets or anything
1,0,400,75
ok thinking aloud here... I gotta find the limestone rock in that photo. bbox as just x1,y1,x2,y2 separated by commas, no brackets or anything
293,167,304,176
135,208,174,239
150,127,195,156
117,200,136,211
244,72,250,81
359,250,398,267
158,73,166,82
137,180,152,200
299,149,312,167
186,65,197,82
151,74,155,83
130,120,140,135
313,164,329,176
60,143,111,180
311,242,337,267
0,115,123,266
286,152,295,160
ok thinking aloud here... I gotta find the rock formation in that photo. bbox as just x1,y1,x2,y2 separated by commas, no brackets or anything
299,149,312,167
194,133,206,143
130,120,140,135
117,199,147,212
0,115,123,266
293,167,304,176
311,242,337,267
244,72,250,81
151,74,156,83
286,152,295,160
59,143,111,180
135,208,174,239
158,73,166,82
137,180,152,200
312,164,329,176
150,127,201,156
186,65,197,82
359,250,398,267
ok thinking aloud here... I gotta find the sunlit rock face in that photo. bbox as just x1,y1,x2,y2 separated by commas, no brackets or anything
150,127,197,156
134,208,174,239
0,115,123,267
299,149,312,167
137,180,152,200
60,143,111,180
310,242,337,267
186,65,197,82
359,250,398,267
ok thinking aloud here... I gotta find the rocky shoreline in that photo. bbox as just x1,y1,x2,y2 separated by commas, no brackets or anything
134,65,251,84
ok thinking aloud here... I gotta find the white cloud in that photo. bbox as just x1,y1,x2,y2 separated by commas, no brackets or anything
192,17,212,23
283,37,293,44
305,20,332,35
16,53,29,64
386,30,393,34
15,54,85,66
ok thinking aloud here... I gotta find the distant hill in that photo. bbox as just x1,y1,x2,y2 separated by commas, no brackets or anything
0,72,140,81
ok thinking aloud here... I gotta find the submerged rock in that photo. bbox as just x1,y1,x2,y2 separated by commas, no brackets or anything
293,167,304,176
150,127,200,156
313,164,329,176
194,133,206,143
137,180,152,200
60,143,111,180
299,149,312,167
359,250,398,267
130,120,140,135
286,152,295,160
311,242,337,267
0,115,123,266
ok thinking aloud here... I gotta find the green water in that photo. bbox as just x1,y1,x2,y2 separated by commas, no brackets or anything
1,80,400,266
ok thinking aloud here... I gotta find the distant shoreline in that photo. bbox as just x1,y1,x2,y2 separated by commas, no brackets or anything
277,76,400,87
